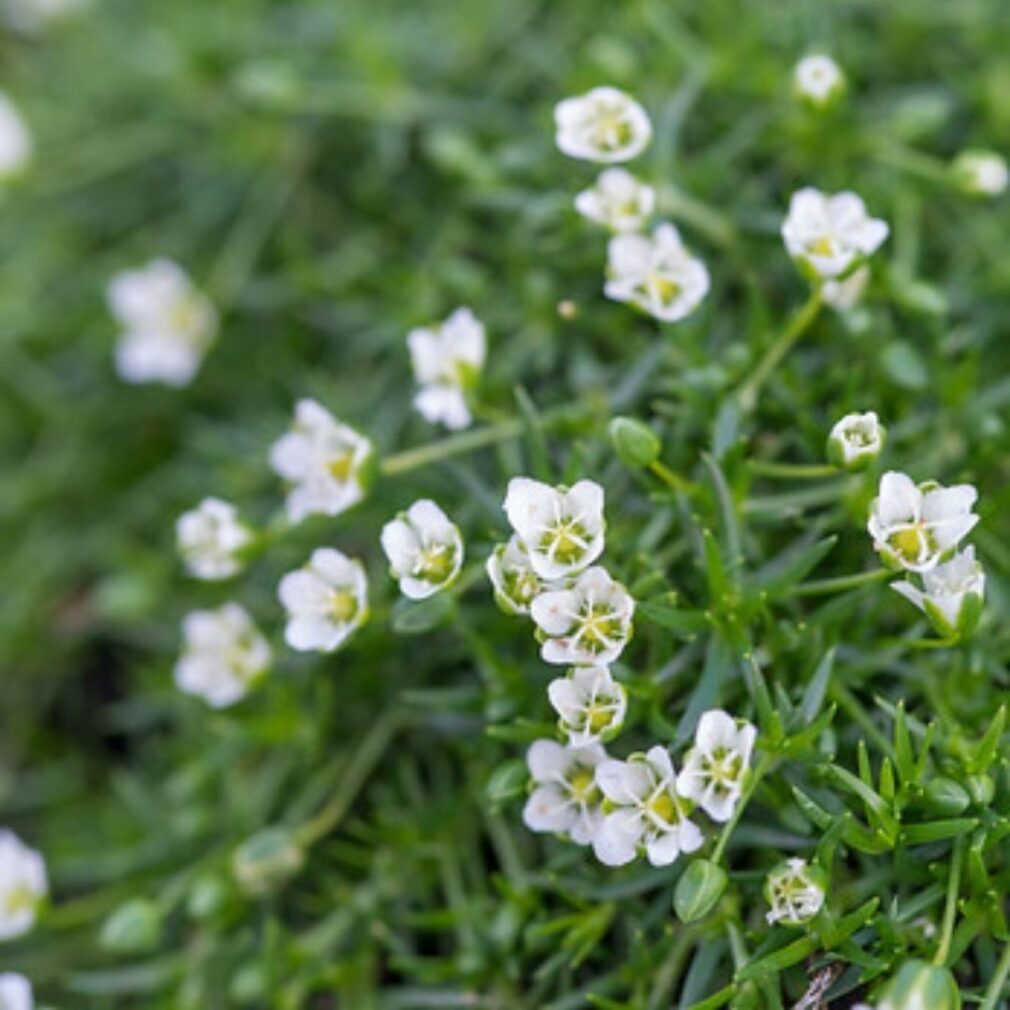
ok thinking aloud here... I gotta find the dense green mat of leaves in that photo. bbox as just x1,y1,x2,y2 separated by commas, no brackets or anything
2,0,1010,1006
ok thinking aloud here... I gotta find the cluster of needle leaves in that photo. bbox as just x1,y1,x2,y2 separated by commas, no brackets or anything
1,0,1010,1007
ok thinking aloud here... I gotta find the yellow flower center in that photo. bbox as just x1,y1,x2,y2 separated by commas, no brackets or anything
648,792,676,823
329,589,358,623
327,451,355,482
569,770,597,802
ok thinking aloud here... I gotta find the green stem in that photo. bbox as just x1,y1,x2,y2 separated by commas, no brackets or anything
712,753,774,863
296,707,401,846
747,460,838,480
736,287,824,411
379,401,596,477
871,141,953,187
788,567,891,598
933,833,966,967
649,459,694,495
979,940,1010,1010
878,635,960,651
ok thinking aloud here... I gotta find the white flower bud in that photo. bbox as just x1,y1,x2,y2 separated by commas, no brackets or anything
0,91,31,181
892,546,985,639
793,55,845,107
951,149,1008,198
485,535,545,616
827,411,885,470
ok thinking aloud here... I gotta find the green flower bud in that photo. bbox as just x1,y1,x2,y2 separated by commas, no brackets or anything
100,898,162,954
187,873,232,921
878,959,960,1010
232,826,305,896
230,962,270,1005
950,149,1008,198
826,411,885,471
966,773,995,806
609,416,661,469
922,777,970,817
674,858,728,923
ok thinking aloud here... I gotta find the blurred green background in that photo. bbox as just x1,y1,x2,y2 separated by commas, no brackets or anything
2,0,1010,1006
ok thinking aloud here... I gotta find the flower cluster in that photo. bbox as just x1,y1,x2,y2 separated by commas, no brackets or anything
555,87,710,325
523,709,756,869
407,307,486,430
868,470,984,638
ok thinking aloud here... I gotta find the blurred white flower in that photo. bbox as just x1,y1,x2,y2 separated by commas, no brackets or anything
107,259,217,387
531,566,635,666
269,398,373,524
593,746,703,867
547,665,627,745
676,710,757,822
605,223,710,322
892,546,985,639
0,973,32,1010
868,471,979,573
3,0,87,32
175,603,271,709
554,86,652,163
0,830,47,941
793,54,845,106
522,739,606,845
486,535,545,616
765,858,826,925
782,188,889,280
408,307,486,431
821,265,870,312
574,168,655,233
381,500,463,600
278,548,368,653
176,498,252,580
951,149,1008,198
0,91,31,180
827,410,885,470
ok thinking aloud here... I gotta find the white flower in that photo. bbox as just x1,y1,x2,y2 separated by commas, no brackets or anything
0,91,31,181
0,973,32,1010
107,259,217,387
408,307,486,431
531,566,635,666
892,546,985,639
503,477,605,581
605,223,710,323
793,54,845,106
765,858,826,926
827,410,885,470
278,548,368,653
951,149,1008,197
176,498,253,580
522,739,606,846
822,265,870,312
486,535,546,616
0,831,47,941
554,86,652,163
781,188,889,280
574,168,655,233
381,500,463,600
547,666,627,745
269,398,373,524
174,604,271,709
868,471,979,573
676,710,757,822
593,746,704,867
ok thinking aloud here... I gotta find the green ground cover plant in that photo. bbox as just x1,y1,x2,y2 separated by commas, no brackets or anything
2,1,1010,1007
